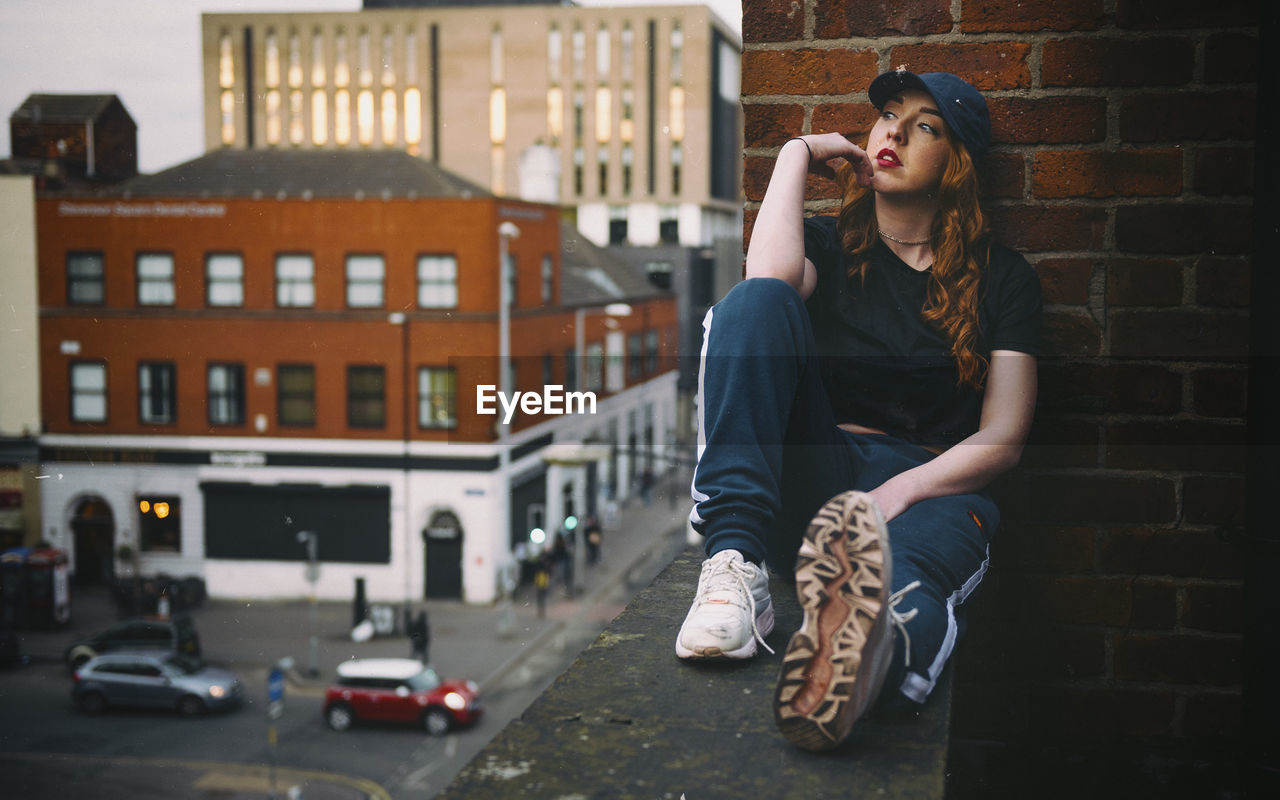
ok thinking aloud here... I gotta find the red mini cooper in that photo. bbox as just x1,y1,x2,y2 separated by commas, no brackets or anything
323,658,482,736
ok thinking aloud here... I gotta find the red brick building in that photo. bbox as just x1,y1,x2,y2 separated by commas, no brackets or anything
37,149,677,603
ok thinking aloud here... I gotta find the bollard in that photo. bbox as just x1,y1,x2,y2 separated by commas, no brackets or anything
353,577,367,628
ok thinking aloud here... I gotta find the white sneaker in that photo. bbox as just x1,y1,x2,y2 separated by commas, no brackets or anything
675,550,775,660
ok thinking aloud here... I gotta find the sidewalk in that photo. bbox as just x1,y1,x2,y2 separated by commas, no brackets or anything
14,474,695,697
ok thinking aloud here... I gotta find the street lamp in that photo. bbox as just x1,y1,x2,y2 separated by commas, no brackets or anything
497,221,520,438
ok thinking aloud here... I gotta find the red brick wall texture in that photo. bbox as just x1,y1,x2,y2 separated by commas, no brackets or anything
741,0,1257,791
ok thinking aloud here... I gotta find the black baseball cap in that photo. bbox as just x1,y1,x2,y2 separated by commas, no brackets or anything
868,70,992,160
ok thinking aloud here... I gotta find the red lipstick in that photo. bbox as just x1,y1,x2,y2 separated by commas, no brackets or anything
876,148,902,167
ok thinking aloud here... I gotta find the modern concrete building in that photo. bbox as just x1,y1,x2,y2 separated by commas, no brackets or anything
35,149,677,603
198,3,742,250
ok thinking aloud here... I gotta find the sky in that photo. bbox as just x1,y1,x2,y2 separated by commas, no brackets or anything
0,0,741,175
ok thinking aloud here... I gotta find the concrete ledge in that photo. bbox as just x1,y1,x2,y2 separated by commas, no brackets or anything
442,546,953,799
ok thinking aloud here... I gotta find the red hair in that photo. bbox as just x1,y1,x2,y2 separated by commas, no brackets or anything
833,136,990,388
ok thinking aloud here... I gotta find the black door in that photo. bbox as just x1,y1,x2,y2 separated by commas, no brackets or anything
423,511,462,599
71,497,115,585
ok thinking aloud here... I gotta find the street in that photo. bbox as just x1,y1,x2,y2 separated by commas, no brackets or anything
0,488,692,799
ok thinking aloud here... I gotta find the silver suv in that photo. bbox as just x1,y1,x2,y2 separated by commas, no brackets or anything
72,651,243,716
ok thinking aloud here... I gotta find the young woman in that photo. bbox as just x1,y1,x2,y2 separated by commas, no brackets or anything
675,71,1041,752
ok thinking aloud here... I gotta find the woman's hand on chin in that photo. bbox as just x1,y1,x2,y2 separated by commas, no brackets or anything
796,133,874,186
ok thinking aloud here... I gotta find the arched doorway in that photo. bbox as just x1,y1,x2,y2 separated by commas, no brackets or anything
70,496,115,585
423,509,462,599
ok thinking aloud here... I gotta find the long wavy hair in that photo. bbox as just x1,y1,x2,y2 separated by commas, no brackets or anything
833,135,991,388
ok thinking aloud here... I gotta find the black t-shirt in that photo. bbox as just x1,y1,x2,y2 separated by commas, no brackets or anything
803,215,1041,449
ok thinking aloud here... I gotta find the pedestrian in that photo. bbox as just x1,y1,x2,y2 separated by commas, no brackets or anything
639,467,654,506
408,609,430,664
675,70,1040,753
585,515,602,565
534,554,551,618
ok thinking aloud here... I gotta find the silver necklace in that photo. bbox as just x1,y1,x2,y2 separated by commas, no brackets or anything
878,229,930,246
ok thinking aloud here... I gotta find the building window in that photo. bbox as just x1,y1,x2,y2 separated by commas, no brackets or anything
404,87,421,147
206,253,243,307
70,362,107,423
358,28,372,87
335,89,351,144
346,253,385,308
266,90,283,145
572,89,585,141
606,332,625,392
621,22,634,82
137,495,181,553
573,146,584,196
381,89,397,145
418,366,456,429
208,363,246,426
660,209,679,244
357,89,375,144
277,364,315,427
629,332,644,380
312,29,327,86
585,342,603,392
220,90,236,145
621,87,635,142
669,85,686,143
276,253,315,307
219,31,235,88
547,87,563,142
136,253,175,306
312,90,328,145
622,143,634,195
382,29,396,86
609,206,627,244
335,29,350,86
265,29,280,87
598,149,609,195
595,87,611,145
596,24,610,79
541,255,554,304
139,362,177,424
289,31,303,87
347,365,386,428
672,141,683,195
571,26,585,82
289,89,305,145
548,25,562,82
670,22,683,82
417,254,458,308
67,251,104,305
645,329,659,375
542,353,554,388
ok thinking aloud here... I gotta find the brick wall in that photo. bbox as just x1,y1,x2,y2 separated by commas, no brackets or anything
740,1,1258,794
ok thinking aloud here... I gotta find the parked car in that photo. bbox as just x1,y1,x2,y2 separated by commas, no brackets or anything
72,651,243,716
63,616,200,670
323,658,481,735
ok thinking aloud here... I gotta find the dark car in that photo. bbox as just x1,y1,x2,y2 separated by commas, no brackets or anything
72,651,243,716
323,658,482,735
63,616,200,670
